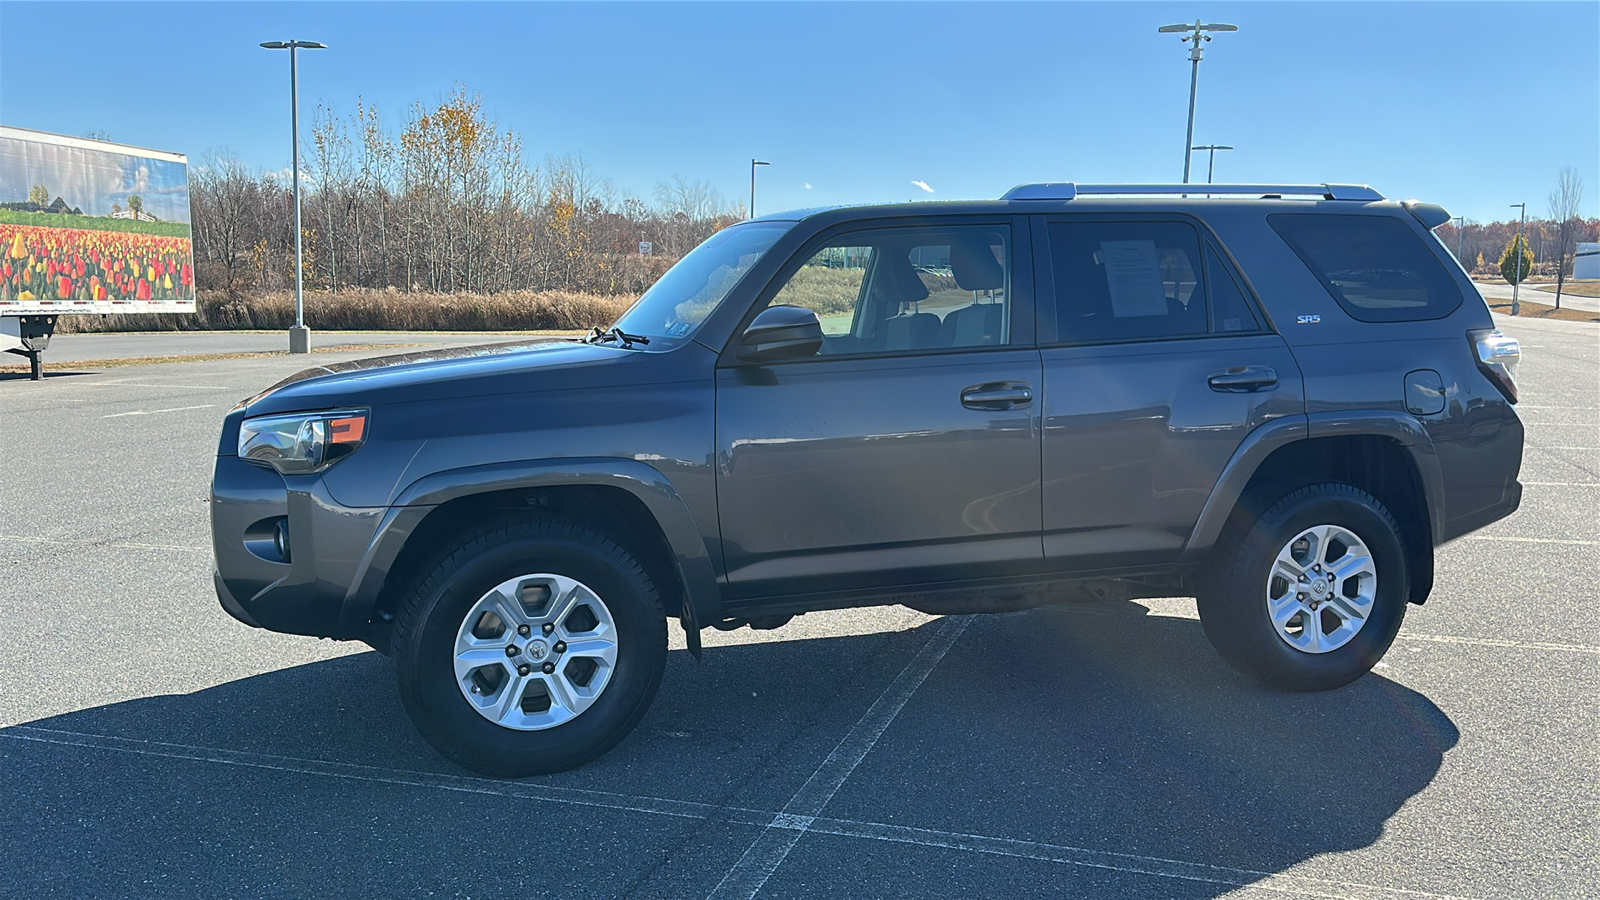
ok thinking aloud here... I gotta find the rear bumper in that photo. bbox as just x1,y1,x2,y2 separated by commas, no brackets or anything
1439,479,1522,544
1432,401,1524,544
210,453,384,640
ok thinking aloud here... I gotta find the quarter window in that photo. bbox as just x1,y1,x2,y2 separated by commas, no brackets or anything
1269,214,1464,322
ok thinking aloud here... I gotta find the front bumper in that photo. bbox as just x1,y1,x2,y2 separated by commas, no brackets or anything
211,453,386,640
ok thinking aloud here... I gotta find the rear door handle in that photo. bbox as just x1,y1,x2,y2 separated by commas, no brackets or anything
1208,366,1278,393
962,381,1033,410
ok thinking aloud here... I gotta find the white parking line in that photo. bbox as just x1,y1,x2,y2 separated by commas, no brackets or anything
706,615,970,900
102,404,217,418
73,382,233,390
0,724,1476,900
1459,535,1599,546
1403,634,1600,654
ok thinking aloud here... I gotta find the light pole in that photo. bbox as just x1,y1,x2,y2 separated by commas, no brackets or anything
749,159,770,219
1451,215,1465,266
1510,202,1526,316
260,39,326,353
1159,20,1237,184
1190,144,1233,184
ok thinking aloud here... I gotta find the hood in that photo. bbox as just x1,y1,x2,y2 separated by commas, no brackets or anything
243,338,645,415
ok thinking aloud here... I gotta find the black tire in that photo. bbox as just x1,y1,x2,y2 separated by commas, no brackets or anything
1197,483,1409,691
391,515,666,776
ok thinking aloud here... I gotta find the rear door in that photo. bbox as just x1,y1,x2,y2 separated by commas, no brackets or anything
1034,215,1304,569
714,218,1043,599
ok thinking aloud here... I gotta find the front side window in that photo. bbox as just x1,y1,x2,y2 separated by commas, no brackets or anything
762,225,1011,356
611,221,789,341
1269,214,1463,322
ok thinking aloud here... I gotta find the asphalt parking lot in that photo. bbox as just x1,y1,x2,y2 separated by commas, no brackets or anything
1,318,1595,899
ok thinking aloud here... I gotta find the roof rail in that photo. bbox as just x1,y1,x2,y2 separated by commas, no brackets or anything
1001,183,1384,202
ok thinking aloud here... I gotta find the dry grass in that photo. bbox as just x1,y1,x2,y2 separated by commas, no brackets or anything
1531,281,1600,299
1486,299,1600,322
54,288,636,334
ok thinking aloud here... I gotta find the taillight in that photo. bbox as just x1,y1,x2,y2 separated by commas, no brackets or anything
1469,329,1520,403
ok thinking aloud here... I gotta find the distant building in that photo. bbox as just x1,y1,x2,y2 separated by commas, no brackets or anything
1575,242,1599,280
110,208,158,222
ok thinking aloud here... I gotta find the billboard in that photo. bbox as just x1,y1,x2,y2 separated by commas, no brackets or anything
0,125,195,315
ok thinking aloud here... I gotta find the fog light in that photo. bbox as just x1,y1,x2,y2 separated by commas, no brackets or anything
274,519,291,563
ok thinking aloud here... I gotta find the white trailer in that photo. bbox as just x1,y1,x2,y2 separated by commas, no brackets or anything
1574,242,1599,281
1,126,195,379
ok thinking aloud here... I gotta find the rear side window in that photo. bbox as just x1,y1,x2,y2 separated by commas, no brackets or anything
1047,221,1262,343
1049,221,1208,342
1269,214,1463,322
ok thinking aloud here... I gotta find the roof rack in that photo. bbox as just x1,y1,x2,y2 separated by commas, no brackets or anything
1001,183,1384,202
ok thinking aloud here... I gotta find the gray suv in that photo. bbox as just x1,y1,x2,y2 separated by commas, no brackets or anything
211,182,1524,776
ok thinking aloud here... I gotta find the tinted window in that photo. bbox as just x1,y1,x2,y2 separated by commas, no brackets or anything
1269,214,1463,322
763,225,1010,356
1049,221,1208,342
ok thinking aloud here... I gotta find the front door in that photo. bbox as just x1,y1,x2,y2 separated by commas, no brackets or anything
715,220,1043,599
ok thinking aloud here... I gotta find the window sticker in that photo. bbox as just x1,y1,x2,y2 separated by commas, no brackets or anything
665,321,694,337
1100,240,1168,318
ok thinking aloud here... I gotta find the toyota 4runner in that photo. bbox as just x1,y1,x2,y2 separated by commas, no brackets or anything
211,182,1524,776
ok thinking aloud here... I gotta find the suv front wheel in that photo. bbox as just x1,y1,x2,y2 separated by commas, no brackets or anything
1198,483,1409,691
391,516,667,776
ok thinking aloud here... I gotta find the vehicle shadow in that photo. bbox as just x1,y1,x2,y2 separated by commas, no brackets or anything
0,368,101,382
0,603,1455,897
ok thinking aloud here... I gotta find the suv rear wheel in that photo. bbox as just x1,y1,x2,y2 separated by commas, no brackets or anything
391,515,667,776
1198,483,1408,691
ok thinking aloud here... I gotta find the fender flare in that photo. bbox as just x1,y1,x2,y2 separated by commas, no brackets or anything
339,458,720,654
1183,411,1446,560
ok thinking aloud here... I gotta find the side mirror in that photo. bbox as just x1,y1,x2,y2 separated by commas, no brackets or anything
737,305,823,362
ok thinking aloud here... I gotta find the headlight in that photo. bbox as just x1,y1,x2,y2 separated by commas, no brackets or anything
239,409,369,474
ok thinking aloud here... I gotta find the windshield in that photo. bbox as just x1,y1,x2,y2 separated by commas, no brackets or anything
611,221,790,341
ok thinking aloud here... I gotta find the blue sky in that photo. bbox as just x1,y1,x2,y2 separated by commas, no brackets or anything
2,1,1595,225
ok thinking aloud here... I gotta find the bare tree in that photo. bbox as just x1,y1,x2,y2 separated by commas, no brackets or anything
309,105,354,292
1547,167,1585,308
190,151,258,290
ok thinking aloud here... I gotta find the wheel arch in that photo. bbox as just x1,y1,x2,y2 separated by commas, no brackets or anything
342,458,718,654
1187,412,1443,605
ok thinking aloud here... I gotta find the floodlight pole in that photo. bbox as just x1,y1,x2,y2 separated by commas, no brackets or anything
1510,203,1526,316
750,159,769,219
1451,215,1465,265
1160,21,1237,184
1191,144,1233,186
261,39,326,353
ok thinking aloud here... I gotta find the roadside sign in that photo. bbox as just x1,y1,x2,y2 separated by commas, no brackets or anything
639,241,652,255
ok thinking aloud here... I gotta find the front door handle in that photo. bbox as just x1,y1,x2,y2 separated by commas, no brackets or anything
961,381,1033,410
1208,366,1278,393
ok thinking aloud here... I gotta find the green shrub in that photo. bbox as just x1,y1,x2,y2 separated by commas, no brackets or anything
1499,233,1534,285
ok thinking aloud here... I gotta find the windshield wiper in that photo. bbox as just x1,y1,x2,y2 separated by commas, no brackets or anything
585,326,651,348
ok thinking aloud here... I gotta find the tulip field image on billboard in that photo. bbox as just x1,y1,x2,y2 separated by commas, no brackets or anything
0,125,195,314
